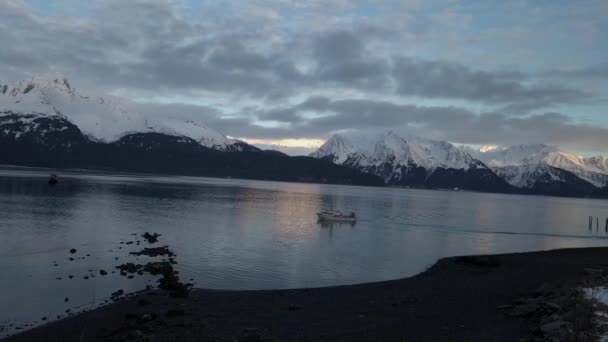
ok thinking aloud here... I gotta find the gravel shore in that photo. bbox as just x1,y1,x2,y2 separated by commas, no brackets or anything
4,247,608,342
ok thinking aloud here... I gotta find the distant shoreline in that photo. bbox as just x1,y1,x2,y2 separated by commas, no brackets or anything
4,247,608,341
3,164,608,201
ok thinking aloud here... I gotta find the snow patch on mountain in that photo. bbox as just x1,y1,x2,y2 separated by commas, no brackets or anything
309,133,354,164
0,74,246,151
493,161,566,188
466,144,559,167
311,131,489,185
467,144,608,188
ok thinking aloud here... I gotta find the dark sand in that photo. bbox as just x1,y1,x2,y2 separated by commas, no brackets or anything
4,247,608,342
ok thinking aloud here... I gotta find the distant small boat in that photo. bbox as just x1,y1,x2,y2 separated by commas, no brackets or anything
317,210,357,222
48,174,59,185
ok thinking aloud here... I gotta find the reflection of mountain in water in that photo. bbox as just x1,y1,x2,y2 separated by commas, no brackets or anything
111,182,201,201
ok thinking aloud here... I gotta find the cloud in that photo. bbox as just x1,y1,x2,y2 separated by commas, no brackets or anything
392,57,590,112
254,96,608,152
0,0,606,155
542,64,608,79
0,0,593,108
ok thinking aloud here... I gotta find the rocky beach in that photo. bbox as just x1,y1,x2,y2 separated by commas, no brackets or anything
3,244,608,342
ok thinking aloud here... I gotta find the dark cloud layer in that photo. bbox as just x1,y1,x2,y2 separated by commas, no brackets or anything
543,64,608,79
393,58,590,112
253,96,608,152
0,0,605,153
0,1,591,107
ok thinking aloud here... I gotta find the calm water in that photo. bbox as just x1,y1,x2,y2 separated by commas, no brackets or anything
1,168,608,332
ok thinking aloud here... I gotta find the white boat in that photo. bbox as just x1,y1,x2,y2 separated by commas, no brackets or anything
317,210,357,222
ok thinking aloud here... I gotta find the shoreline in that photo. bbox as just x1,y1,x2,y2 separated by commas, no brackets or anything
3,164,608,200
4,247,608,341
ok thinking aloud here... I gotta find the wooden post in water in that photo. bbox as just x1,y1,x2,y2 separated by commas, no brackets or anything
597,217,600,232
605,217,607,232
589,216,593,230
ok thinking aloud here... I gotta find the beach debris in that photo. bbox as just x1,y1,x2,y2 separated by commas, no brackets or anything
506,283,601,341
116,263,143,274
64,297,69,302
157,267,191,298
130,246,175,258
111,289,124,300
99,269,108,276
142,232,161,243
69,248,77,254
143,261,173,275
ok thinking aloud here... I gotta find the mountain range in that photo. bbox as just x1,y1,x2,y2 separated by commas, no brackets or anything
466,145,608,196
310,133,608,198
0,75,382,186
2,74,607,197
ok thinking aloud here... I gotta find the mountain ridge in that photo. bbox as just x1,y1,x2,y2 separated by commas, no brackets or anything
0,74,255,151
310,132,514,193
3,75,607,196
311,132,608,197
0,112,383,186
467,144,608,189
0,76,383,186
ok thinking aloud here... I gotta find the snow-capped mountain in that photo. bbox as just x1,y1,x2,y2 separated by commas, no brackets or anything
464,144,559,168
0,80,383,186
309,134,354,164
311,131,513,192
0,74,254,151
467,144,608,190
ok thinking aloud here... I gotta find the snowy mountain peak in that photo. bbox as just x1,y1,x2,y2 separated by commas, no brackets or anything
312,131,487,173
372,131,411,160
310,130,508,191
7,73,75,96
588,155,608,169
467,144,559,168
309,133,354,163
472,144,608,189
0,75,253,151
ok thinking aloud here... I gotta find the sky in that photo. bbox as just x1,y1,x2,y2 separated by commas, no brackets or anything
1,0,607,155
